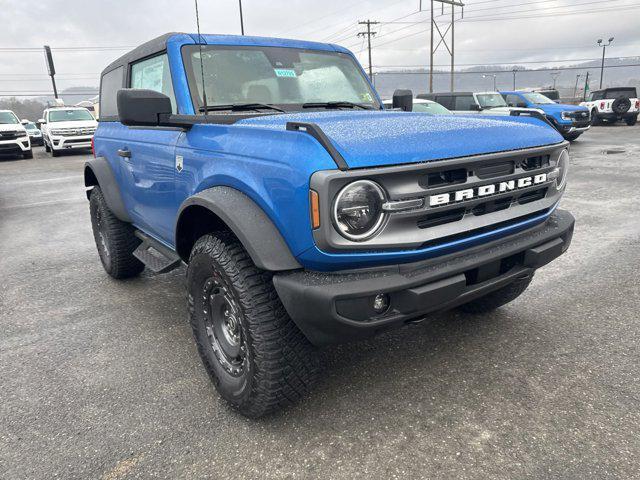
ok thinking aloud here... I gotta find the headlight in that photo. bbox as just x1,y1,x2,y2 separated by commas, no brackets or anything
555,149,569,190
561,111,572,120
333,180,386,241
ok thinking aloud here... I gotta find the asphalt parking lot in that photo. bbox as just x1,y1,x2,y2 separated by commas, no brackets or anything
1,125,639,479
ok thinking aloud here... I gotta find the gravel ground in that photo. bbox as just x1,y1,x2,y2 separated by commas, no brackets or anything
1,124,639,479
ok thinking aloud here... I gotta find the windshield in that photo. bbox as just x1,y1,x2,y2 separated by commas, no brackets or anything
0,111,20,124
476,93,507,108
183,45,380,111
412,102,451,114
48,109,94,122
523,92,556,105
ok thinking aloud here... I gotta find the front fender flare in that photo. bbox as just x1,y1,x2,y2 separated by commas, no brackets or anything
84,157,131,223
176,186,302,271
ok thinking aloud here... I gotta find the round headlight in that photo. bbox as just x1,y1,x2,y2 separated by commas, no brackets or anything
333,180,386,241
556,149,569,190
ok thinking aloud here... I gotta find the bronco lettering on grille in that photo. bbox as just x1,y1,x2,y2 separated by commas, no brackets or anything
429,173,548,207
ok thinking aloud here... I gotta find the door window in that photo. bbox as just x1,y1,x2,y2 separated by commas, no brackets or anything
130,54,177,113
436,95,454,109
505,94,523,107
454,95,476,110
100,66,124,120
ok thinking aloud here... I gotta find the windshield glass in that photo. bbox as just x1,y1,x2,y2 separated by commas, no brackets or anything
48,109,95,122
183,45,379,111
413,102,451,114
476,93,507,108
523,92,556,105
0,111,20,124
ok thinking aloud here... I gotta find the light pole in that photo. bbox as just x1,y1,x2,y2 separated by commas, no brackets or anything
483,74,497,91
238,0,245,35
550,72,560,89
597,37,614,88
512,68,518,90
573,74,581,100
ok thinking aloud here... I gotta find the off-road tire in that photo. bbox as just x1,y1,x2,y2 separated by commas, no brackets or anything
457,275,533,314
89,186,144,279
563,132,581,142
187,233,320,418
590,110,600,126
625,116,638,126
23,149,33,159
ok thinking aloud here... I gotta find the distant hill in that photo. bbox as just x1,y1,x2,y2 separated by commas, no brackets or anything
373,57,640,99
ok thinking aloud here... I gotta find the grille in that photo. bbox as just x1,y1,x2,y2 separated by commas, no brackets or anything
52,127,96,137
0,131,22,140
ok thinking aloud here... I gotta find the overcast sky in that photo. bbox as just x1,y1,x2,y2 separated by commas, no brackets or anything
0,0,638,95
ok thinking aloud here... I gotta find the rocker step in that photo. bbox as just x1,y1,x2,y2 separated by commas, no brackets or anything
133,231,182,274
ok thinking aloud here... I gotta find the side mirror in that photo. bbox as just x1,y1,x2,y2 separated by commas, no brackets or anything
470,104,482,111
21,119,29,125
392,89,413,112
117,89,172,127
516,102,527,108
38,118,45,124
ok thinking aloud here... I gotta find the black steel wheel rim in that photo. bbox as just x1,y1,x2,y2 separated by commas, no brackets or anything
202,276,247,377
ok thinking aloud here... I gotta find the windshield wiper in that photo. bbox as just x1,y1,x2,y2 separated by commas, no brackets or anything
199,103,286,113
302,101,370,110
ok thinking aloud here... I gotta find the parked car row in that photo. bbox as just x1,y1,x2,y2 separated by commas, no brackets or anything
382,86,639,142
0,106,97,159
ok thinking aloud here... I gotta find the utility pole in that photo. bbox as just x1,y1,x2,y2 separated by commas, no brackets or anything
43,45,58,99
583,71,590,101
550,72,560,89
597,37,613,88
512,68,518,90
573,74,581,100
421,0,464,93
358,20,379,80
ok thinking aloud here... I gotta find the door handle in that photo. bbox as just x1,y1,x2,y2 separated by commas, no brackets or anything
117,149,131,158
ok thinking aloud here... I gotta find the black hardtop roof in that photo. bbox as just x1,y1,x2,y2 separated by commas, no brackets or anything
592,87,637,94
101,32,183,76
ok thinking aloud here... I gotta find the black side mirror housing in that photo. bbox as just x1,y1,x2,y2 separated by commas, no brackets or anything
517,102,528,108
392,89,413,112
470,104,482,111
117,89,172,127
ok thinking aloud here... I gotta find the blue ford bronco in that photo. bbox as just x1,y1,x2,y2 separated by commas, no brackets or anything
86,33,575,417
500,91,591,141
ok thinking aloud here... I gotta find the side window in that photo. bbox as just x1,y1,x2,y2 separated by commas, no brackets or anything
436,95,454,109
130,54,177,113
99,66,124,120
506,94,522,107
454,95,475,110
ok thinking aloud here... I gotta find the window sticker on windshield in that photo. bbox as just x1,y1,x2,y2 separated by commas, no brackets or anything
360,92,373,102
274,68,297,78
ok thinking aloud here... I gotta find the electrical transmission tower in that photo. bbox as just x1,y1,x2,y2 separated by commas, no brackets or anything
358,19,379,81
420,0,464,93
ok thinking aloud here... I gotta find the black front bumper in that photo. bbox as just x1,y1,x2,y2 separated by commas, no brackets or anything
274,210,575,346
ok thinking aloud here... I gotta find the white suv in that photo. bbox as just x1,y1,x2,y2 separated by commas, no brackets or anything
580,87,639,126
40,107,97,157
0,110,32,159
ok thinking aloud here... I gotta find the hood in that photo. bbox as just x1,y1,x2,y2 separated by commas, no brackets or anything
535,103,588,115
237,110,563,169
48,120,97,129
0,123,26,133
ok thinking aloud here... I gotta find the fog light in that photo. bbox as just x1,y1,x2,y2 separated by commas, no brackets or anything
373,294,389,314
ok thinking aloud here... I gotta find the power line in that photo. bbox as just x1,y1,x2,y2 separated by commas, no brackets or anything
372,63,640,75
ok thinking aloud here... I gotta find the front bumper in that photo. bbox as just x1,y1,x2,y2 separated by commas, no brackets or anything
50,135,93,150
29,135,43,146
0,136,31,155
274,209,575,346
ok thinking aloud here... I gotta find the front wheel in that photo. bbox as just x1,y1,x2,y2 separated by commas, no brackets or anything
50,147,60,157
23,149,33,159
187,233,320,418
625,116,638,126
44,141,50,152
590,111,599,126
563,132,581,142
89,186,144,279
457,275,533,314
